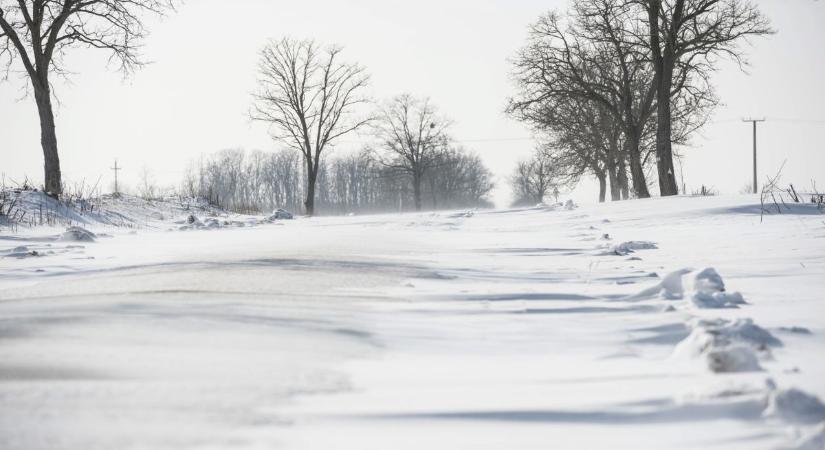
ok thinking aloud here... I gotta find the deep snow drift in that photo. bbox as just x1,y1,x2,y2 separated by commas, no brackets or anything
1,194,824,450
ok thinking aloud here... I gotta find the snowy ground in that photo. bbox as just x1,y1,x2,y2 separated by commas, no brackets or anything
1,194,824,450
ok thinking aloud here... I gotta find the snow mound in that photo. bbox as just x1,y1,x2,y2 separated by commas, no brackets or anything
625,268,691,300
689,268,747,308
59,226,97,242
788,423,825,450
765,389,825,424
446,210,474,219
628,267,748,308
706,346,762,372
674,318,780,372
270,208,294,220
604,240,658,256
675,317,782,353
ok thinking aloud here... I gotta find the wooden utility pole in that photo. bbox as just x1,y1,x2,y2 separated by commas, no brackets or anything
111,159,121,196
742,118,766,194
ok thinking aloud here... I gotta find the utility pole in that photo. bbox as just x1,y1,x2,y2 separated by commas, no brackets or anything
111,159,121,196
742,118,766,194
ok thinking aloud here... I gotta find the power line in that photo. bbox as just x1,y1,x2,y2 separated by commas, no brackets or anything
765,117,825,124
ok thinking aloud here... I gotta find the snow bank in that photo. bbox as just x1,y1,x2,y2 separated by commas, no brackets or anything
765,388,825,424
58,226,97,242
788,423,825,450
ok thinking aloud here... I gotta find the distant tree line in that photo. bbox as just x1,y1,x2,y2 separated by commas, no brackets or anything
247,37,496,215
181,147,494,215
507,0,772,203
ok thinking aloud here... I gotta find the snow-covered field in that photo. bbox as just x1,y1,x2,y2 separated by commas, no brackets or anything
1,195,824,450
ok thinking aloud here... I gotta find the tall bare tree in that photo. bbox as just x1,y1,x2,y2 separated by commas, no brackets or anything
637,0,772,196
509,0,718,199
0,0,175,197
251,38,371,216
373,94,450,211
508,6,657,198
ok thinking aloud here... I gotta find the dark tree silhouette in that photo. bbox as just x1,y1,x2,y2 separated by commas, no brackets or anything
636,0,773,196
251,38,371,216
509,0,719,199
0,0,175,197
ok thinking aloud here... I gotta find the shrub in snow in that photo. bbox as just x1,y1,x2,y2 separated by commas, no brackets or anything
689,268,747,308
59,226,96,242
764,388,825,424
564,199,577,210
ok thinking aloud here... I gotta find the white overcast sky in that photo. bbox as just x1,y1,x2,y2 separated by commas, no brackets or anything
1,0,824,206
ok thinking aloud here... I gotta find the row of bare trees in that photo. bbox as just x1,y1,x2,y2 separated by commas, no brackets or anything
183,147,494,215
250,38,490,215
507,0,772,202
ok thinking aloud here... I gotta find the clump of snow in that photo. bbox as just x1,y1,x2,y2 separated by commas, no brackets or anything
628,267,749,308
706,346,762,372
765,388,825,424
624,268,691,300
788,423,825,450
58,226,97,242
658,268,691,299
271,208,294,220
446,210,475,219
4,246,42,258
603,240,658,256
688,268,747,308
674,318,781,373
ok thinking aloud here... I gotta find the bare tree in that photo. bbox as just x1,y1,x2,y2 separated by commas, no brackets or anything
510,152,560,206
508,0,718,199
0,0,175,197
373,94,451,211
508,5,657,199
251,38,371,216
637,0,773,196
137,166,157,200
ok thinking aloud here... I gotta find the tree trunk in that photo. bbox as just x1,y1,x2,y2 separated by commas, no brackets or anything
626,131,650,198
597,173,607,203
304,160,316,216
33,84,62,197
654,54,679,196
617,155,630,200
412,171,422,211
606,144,621,201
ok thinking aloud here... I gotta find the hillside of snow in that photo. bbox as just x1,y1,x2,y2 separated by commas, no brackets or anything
1,194,824,450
